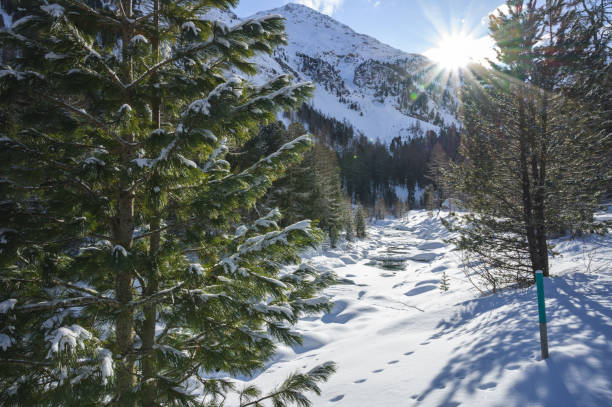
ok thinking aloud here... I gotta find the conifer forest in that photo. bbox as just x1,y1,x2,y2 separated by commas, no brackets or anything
0,1,610,406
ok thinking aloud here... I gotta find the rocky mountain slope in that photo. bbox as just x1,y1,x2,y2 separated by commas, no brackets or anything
243,3,461,144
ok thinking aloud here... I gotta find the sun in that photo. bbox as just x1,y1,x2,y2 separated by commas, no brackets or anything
425,34,495,70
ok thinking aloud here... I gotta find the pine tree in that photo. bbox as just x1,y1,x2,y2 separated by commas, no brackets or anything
354,206,367,239
0,1,336,405
439,272,450,292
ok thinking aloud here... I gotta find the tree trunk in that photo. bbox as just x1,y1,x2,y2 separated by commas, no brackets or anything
143,2,161,404
534,92,549,276
115,188,136,407
142,218,160,407
116,2,136,405
518,93,540,280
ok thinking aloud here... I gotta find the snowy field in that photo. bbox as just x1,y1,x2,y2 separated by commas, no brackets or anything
231,210,612,406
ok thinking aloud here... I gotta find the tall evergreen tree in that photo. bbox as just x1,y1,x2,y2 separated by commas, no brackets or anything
426,141,451,209
0,1,336,405
445,0,610,290
343,198,355,242
311,139,346,248
261,122,317,227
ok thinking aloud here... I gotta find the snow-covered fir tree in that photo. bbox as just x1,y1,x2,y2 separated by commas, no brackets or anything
439,272,450,292
0,1,337,405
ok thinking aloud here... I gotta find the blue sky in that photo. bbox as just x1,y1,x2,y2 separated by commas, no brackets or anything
232,0,505,55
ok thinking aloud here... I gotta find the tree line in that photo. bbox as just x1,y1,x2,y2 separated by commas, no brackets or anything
294,103,461,210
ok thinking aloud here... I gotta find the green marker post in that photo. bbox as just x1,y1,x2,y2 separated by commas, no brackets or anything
535,270,549,360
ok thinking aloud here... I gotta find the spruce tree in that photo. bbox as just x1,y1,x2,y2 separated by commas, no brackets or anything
0,1,336,405
344,198,355,242
260,122,317,227
312,139,345,248
439,272,450,292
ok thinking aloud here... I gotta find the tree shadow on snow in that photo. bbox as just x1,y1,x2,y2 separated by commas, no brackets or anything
417,273,612,406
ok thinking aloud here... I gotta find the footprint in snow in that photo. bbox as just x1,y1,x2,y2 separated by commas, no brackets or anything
420,341,431,346
388,360,399,365
478,382,497,390
358,290,367,299
404,351,414,356
329,395,344,402
372,369,384,373
354,379,367,384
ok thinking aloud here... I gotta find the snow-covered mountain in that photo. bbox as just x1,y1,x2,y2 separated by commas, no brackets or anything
236,3,461,144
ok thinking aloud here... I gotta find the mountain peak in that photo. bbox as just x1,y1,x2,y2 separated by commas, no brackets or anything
245,3,459,144
280,2,315,12
253,4,419,62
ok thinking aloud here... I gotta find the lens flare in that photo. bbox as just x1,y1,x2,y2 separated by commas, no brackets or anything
425,34,496,70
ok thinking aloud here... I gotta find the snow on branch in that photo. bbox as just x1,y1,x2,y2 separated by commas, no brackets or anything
112,244,128,258
0,298,17,313
252,302,294,319
241,135,312,176
40,4,64,18
201,140,228,172
182,77,243,119
0,334,15,351
234,82,311,112
219,219,312,275
97,348,114,385
46,324,92,358
132,135,179,169
130,34,149,45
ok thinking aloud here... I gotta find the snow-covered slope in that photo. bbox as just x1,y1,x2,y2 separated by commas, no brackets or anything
244,3,460,144
220,209,612,406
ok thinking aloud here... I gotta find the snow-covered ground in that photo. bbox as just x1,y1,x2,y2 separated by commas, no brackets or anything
233,210,612,406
